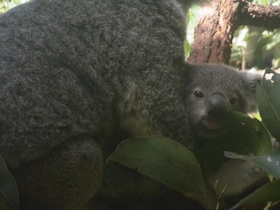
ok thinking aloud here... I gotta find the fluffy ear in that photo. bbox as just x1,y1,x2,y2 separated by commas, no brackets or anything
239,70,263,113
179,62,196,83
239,70,263,91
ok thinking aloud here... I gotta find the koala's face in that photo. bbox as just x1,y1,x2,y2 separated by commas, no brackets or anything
183,64,261,139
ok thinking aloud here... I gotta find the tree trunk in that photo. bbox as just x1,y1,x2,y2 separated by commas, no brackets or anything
188,0,280,64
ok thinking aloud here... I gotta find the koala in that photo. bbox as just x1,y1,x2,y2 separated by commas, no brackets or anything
0,0,200,209
98,63,262,209
0,0,262,210
183,64,263,196
184,63,260,140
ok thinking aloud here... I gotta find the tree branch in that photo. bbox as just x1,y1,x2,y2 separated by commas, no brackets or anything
188,0,280,65
239,0,280,30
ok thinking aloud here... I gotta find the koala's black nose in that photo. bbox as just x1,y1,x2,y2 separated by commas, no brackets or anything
208,94,227,119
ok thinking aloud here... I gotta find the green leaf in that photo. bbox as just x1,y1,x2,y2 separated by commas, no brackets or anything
107,136,206,199
230,179,280,209
224,151,255,162
225,148,280,209
256,71,280,140
225,148,280,179
256,148,280,179
196,112,272,174
0,194,17,210
0,156,19,210
229,112,272,155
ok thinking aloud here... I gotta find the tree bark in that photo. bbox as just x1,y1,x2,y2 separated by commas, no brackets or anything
240,1,280,29
188,0,280,64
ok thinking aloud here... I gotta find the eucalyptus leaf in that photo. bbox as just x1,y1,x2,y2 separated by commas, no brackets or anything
0,194,17,210
256,71,280,140
230,179,280,209
225,148,280,180
224,151,255,162
0,155,19,210
229,112,272,155
256,148,280,179
196,112,272,174
107,136,206,200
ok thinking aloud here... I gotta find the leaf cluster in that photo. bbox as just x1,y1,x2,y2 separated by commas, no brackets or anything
0,156,19,210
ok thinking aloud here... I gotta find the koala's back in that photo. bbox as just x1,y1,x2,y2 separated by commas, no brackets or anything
0,0,195,209
0,0,189,167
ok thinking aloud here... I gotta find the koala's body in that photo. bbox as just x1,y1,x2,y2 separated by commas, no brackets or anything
0,0,262,210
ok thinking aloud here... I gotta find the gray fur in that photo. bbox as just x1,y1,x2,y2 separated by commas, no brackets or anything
183,63,263,196
207,159,265,195
0,0,194,209
183,63,260,139
0,0,261,209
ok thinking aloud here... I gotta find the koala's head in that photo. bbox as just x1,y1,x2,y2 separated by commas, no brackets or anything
182,63,261,139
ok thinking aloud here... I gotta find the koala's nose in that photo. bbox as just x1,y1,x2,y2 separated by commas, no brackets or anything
208,94,228,119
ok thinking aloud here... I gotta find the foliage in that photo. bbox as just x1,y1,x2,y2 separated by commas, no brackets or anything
0,156,19,210
256,69,280,139
230,179,280,209
108,103,280,210
0,0,28,13
1,65,279,210
108,136,213,209
186,0,280,69
231,27,280,69
185,5,200,58
230,0,280,69
109,71,280,210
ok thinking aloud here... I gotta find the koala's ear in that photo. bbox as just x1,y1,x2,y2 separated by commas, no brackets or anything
239,70,263,91
239,70,263,113
180,62,196,79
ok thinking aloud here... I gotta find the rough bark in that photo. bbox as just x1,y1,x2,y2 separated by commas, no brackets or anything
240,1,280,29
188,0,280,64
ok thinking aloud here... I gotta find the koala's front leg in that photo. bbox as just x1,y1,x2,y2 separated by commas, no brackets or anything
12,137,104,210
206,159,266,196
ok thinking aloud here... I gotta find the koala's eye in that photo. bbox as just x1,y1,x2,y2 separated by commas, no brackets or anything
194,90,204,99
230,97,238,105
